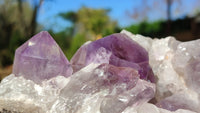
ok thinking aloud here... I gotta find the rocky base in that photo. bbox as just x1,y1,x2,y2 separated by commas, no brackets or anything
0,100,42,113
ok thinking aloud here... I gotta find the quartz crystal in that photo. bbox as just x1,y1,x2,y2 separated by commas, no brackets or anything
172,39,200,94
123,103,196,113
156,91,200,112
13,31,73,83
121,30,200,113
0,74,69,113
0,63,155,113
53,63,155,113
0,30,200,113
70,33,155,82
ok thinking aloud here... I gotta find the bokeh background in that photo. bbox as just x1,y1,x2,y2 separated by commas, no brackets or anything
0,0,200,81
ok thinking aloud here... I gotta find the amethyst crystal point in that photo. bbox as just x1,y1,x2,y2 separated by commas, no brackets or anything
13,31,72,83
71,33,154,82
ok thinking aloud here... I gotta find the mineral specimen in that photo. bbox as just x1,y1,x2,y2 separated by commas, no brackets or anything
121,30,200,113
70,33,155,82
53,63,155,113
12,31,73,83
0,74,69,113
0,30,199,113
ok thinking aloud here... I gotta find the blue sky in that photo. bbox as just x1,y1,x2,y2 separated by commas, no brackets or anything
37,0,200,32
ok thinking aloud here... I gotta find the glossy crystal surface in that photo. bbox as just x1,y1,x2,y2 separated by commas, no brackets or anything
71,33,155,82
13,31,73,83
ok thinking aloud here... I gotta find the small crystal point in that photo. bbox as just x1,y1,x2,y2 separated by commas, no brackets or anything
71,33,154,82
13,31,72,83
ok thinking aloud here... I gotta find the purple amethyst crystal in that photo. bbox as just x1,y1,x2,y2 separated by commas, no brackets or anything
96,63,140,89
13,31,73,83
71,33,155,82
156,95,196,112
60,63,155,113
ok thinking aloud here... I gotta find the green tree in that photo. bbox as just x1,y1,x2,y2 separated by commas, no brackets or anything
0,0,46,67
60,7,118,40
0,0,32,67
59,7,119,59
124,20,163,37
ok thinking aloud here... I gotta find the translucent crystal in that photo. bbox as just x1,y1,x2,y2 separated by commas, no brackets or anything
71,33,155,82
123,103,196,113
122,30,200,112
52,63,155,113
0,63,155,113
0,30,199,113
172,39,200,94
0,74,69,113
13,31,73,83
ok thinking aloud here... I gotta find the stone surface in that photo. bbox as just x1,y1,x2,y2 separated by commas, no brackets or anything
70,33,155,82
0,63,155,113
123,103,196,113
52,63,155,113
156,91,200,112
172,39,200,94
121,30,200,113
0,74,69,113
13,31,73,83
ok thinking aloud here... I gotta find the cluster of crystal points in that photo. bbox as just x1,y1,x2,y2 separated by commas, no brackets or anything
0,30,199,113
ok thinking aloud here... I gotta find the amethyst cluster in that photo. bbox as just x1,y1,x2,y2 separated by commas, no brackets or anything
1,31,197,113
4,31,155,113
13,31,154,83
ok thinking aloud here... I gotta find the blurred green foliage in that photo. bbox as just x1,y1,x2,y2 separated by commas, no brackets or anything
124,20,164,37
66,34,87,59
55,7,119,59
125,21,162,34
0,0,33,67
59,7,119,37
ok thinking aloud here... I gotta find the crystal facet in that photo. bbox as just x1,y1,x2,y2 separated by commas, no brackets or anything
71,33,155,82
52,63,155,113
13,31,73,83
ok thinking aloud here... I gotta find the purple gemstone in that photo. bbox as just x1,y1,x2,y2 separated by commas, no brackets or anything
96,63,140,89
71,33,155,82
156,98,193,111
13,31,73,83
60,63,155,112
